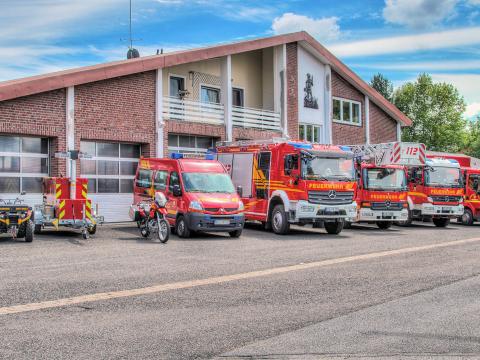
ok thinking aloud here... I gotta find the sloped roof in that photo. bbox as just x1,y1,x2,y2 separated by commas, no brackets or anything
0,31,411,126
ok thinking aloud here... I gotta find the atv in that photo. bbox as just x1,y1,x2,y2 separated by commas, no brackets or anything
0,193,34,242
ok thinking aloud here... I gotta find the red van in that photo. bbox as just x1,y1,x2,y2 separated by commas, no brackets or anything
132,154,245,238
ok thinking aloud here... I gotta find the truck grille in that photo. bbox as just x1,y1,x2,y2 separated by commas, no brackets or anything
370,202,403,211
204,207,238,213
431,196,461,203
308,191,354,205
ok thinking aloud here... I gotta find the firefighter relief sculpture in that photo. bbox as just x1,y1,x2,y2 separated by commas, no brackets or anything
304,73,319,109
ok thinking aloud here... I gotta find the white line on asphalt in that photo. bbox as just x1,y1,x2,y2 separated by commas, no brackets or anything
2,237,480,316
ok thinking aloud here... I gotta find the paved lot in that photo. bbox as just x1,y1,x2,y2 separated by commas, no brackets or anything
0,221,479,359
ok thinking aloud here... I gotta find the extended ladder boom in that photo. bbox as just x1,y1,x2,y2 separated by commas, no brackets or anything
347,142,426,167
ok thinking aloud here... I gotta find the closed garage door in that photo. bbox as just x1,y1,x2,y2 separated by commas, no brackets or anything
0,135,48,207
80,141,140,222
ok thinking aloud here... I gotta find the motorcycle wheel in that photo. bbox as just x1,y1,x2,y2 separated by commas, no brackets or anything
139,219,149,238
156,216,170,243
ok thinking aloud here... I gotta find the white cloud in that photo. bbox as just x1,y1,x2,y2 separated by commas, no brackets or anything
430,73,480,104
272,13,340,42
383,0,458,29
328,27,480,57
354,59,480,71
468,0,480,5
465,103,480,118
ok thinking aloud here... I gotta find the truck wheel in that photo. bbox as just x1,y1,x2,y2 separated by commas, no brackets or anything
25,220,34,242
433,218,450,228
87,225,97,235
324,221,344,235
395,210,413,227
343,221,352,229
16,225,26,239
229,229,242,238
176,215,191,238
461,209,474,226
377,221,392,230
271,204,290,235
34,224,42,234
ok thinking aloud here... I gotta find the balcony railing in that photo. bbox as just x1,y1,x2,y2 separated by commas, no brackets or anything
232,106,282,131
163,96,224,125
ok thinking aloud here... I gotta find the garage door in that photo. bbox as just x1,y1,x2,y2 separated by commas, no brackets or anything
80,141,140,222
0,135,48,208
168,134,217,155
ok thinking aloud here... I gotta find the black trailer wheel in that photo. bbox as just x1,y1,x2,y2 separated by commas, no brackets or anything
271,204,290,235
229,229,242,238
461,209,474,226
34,224,42,234
324,220,344,235
25,220,34,242
377,221,393,230
433,218,450,228
176,215,191,238
87,225,97,235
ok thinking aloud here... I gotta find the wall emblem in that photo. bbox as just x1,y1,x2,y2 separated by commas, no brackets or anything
304,73,319,109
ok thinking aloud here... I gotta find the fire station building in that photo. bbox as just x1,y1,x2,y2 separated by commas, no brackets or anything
0,31,411,222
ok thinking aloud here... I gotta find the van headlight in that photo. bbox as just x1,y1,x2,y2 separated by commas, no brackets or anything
427,197,433,203
238,201,244,211
189,201,203,211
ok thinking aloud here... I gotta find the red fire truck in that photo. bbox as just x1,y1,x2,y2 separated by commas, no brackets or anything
215,139,357,235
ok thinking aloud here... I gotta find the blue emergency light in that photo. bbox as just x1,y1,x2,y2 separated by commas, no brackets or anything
288,142,312,150
170,152,183,159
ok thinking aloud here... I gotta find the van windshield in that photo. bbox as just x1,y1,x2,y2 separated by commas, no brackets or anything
365,168,407,191
182,173,235,193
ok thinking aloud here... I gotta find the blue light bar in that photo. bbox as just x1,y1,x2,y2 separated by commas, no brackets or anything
288,142,312,149
340,146,352,152
205,153,215,160
170,153,183,159
448,159,459,164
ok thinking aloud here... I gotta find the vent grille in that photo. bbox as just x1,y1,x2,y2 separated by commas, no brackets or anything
431,196,461,203
308,191,354,205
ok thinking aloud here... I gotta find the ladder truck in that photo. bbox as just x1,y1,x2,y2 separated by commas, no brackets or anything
215,138,358,235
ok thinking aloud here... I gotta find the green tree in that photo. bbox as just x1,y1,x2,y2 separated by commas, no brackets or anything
464,116,480,158
370,73,394,102
394,74,467,152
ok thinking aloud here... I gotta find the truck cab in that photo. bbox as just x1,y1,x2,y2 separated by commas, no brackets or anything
216,139,357,235
460,167,480,225
132,155,245,238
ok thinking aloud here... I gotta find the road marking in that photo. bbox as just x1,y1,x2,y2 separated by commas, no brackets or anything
2,237,480,316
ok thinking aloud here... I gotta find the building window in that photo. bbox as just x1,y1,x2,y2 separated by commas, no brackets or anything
299,124,322,143
0,136,49,193
333,97,362,126
170,76,185,98
168,134,216,155
232,88,244,107
80,141,141,194
201,86,220,104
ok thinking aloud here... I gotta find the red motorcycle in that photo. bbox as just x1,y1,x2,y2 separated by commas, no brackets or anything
137,192,170,243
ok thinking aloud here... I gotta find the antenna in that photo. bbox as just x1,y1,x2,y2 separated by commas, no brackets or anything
123,0,140,59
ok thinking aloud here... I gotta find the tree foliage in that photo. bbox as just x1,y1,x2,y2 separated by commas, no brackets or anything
370,73,394,102
394,74,467,152
463,116,480,158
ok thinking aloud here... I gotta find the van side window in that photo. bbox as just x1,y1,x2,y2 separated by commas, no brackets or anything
168,171,180,193
154,170,168,190
136,168,153,188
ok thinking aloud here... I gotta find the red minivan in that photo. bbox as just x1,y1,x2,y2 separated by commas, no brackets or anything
131,154,245,238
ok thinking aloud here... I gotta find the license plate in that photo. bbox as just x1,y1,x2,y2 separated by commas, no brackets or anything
325,207,337,213
442,207,451,213
383,212,394,217
214,219,230,225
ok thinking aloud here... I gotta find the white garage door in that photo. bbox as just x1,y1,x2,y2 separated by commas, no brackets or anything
0,135,48,208
80,141,140,222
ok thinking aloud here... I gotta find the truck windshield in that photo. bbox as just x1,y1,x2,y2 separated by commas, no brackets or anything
182,173,235,193
301,157,354,181
425,167,462,187
365,168,406,191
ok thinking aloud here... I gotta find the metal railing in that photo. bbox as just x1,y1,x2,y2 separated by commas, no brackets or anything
232,106,282,131
163,97,224,125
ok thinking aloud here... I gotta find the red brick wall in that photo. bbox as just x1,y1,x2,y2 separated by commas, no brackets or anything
331,70,366,145
0,89,66,176
75,72,156,158
286,42,298,139
369,101,398,143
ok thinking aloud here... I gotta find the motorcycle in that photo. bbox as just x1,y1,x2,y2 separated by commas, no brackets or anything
137,192,170,243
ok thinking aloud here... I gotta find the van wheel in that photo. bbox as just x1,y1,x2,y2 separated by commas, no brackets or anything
433,218,450,228
324,221,344,235
271,204,290,235
25,220,34,242
229,229,242,238
176,215,191,238
461,209,474,226
377,221,392,230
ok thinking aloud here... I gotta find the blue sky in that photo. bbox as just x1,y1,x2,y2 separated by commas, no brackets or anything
2,0,480,117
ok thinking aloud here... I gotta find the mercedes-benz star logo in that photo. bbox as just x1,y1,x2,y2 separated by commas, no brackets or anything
328,190,337,199
385,200,391,208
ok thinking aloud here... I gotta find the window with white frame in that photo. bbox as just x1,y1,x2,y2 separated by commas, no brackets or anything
80,141,140,194
168,134,217,155
299,124,322,143
333,97,361,126
0,136,49,193
201,86,220,104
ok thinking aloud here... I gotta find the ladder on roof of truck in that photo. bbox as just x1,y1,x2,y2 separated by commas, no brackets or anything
216,138,288,147
347,142,426,167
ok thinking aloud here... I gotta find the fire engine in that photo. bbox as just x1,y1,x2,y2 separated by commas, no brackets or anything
346,142,417,229
33,151,103,239
427,152,480,225
215,139,357,235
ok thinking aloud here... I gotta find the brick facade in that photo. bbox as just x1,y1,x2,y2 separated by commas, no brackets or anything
331,70,366,145
369,101,398,143
0,89,67,176
75,72,156,158
286,42,299,139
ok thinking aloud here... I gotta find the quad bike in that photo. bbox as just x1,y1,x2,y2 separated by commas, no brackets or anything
132,192,170,243
0,193,34,242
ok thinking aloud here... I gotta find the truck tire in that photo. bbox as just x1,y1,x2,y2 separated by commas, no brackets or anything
229,229,242,238
377,221,392,230
461,209,474,226
271,204,290,235
433,218,450,228
87,225,97,235
343,221,352,229
395,210,413,227
176,215,191,238
324,221,344,235
34,224,42,234
25,220,34,242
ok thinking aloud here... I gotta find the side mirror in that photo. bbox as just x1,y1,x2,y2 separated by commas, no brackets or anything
20,191,26,195
236,185,243,198
172,184,182,197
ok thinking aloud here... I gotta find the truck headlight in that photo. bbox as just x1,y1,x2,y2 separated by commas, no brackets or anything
189,201,203,211
427,197,433,203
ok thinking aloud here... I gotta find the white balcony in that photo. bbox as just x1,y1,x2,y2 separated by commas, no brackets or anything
232,106,282,131
163,96,224,125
